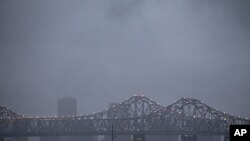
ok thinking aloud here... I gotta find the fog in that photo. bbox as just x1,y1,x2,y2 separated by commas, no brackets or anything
0,0,250,118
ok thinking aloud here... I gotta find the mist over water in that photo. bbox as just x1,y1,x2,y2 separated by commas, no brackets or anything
0,0,250,118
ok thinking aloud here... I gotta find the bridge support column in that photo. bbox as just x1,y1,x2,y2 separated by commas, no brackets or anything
133,134,145,141
181,135,197,141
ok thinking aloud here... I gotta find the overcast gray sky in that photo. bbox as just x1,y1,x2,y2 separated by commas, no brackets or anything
0,0,250,118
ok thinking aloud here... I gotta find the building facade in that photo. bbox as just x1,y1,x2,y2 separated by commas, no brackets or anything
40,97,97,141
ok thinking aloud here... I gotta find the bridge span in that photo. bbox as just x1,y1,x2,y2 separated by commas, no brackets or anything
1,95,249,141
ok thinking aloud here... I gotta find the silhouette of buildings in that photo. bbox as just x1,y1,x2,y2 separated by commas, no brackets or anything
40,97,97,141
57,97,77,116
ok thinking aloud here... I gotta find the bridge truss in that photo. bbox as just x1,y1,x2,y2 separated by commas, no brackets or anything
0,95,249,137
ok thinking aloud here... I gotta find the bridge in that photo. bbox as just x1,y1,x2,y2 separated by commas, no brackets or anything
1,95,249,141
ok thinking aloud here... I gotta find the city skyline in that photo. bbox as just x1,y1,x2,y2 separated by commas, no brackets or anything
1,0,250,120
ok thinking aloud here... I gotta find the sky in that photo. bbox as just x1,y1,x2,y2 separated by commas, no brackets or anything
0,0,250,118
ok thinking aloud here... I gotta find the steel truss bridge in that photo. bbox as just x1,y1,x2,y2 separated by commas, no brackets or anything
0,95,249,140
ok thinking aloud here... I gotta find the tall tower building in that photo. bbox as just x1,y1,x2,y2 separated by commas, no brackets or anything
41,97,97,141
40,97,77,141
57,97,78,141
57,97,77,116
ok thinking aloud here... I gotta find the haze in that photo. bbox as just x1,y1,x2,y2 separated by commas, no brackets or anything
0,0,250,118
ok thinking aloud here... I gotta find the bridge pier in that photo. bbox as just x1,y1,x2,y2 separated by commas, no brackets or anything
181,135,197,141
133,134,145,141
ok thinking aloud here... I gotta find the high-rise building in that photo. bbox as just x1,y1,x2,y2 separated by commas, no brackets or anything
40,97,77,141
57,97,77,116
40,97,97,141
57,97,78,141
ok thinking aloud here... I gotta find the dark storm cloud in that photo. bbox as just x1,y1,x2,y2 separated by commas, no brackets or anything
189,0,250,30
0,0,250,118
